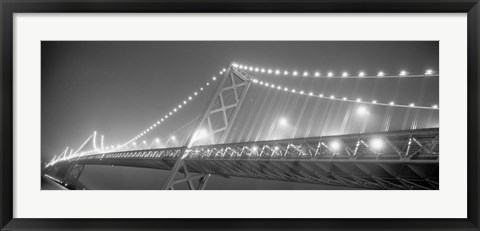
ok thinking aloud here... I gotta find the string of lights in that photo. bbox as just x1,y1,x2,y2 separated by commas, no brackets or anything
251,78,439,110
232,63,438,79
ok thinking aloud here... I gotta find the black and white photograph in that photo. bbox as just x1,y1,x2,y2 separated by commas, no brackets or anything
41,41,439,190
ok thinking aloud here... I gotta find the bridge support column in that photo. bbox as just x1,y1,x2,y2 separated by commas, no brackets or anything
162,62,251,190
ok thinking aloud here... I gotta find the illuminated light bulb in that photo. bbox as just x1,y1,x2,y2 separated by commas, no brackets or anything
342,72,348,77
425,69,433,75
261,68,265,73
330,141,341,151
255,67,259,72
183,101,187,104
206,82,210,86
275,70,280,75
319,93,324,97
252,146,258,152
223,68,226,72
178,105,182,108
292,89,296,93
284,71,289,75
169,112,173,115
399,70,407,76
161,118,164,122
409,103,415,107
249,67,253,71
378,71,384,77
265,83,269,87
212,76,216,80
173,108,177,112
267,69,272,74
370,138,384,151
165,115,168,119
219,71,223,74
343,97,347,100
153,124,157,127
284,87,288,91
389,101,395,106
171,136,176,140
314,72,320,77
432,104,438,109
309,92,313,96
146,128,150,132
200,87,204,91
356,98,362,102
330,95,335,99
189,96,192,100
274,146,279,151
143,140,147,144
303,72,308,77
279,117,288,126
293,71,298,76
277,86,281,90
359,72,365,77
133,142,137,146
194,92,198,95
357,106,369,115
372,100,377,104
300,90,304,94
155,138,160,142
239,65,244,69
271,84,275,88
156,121,160,124
327,72,333,77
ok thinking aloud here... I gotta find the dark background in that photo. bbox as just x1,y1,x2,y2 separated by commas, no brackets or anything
41,41,438,189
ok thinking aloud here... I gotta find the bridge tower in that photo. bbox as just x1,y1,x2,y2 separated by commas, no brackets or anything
162,62,252,190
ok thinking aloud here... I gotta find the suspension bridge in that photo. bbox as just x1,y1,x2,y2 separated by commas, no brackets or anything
43,62,439,190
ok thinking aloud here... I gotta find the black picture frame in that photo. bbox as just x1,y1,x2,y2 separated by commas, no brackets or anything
1,0,479,230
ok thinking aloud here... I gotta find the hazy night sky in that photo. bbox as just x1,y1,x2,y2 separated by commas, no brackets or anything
42,41,438,189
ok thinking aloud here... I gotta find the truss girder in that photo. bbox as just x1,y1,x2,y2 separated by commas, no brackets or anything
46,128,438,190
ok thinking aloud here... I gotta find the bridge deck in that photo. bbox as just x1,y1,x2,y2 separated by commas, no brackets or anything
46,128,439,189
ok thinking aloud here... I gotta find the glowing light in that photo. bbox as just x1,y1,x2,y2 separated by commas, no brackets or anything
293,71,298,76
178,105,182,108
133,142,137,146
409,103,415,107
271,84,275,88
249,67,253,71
330,95,335,99
183,101,187,104
169,112,173,115
171,136,176,141
212,76,216,80
425,69,433,75
274,146,280,151
275,70,280,75
303,72,308,77
300,90,304,94
343,97,347,100
155,138,160,142
194,92,198,95
265,83,269,87
372,100,377,104
143,140,147,144
309,92,313,96
260,81,264,85
330,141,341,151
314,72,320,77
378,71,384,77
189,96,192,100
432,104,438,109
400,70,407,76
292,89,296,93
319,93,324,97
327,72,333,77
284,71,289,75
277,86,281,90
268,69,272,74
255,67,259,72
356,98,362,102
173,108,177,112
359,71,365,77
389,101,395,106
252,146,258,152
261,68,265,73
192,128,209,142
284,87,288,91
201,87,204,91
206,83,209,86
370,138,384,151
357,106,369,116
279,117,288,126
342,72,348,77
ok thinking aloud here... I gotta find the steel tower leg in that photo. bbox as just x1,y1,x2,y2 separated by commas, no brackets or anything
162,62,252,190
